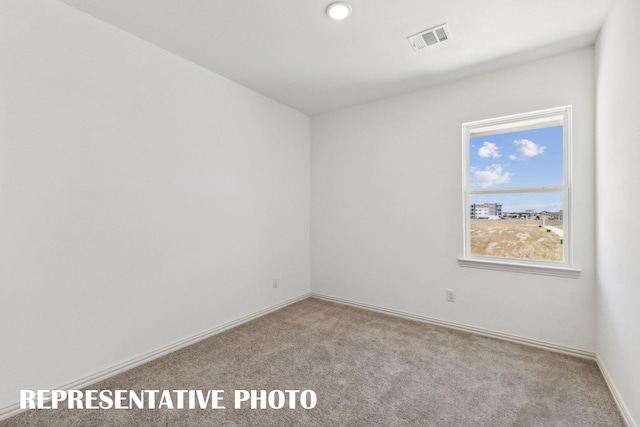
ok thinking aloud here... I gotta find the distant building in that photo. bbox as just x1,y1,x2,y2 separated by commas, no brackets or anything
470,202,503,219
541,210,563,220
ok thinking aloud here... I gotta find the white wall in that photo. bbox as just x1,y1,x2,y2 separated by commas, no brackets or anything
311,48,596,352
0,0,309,411
595,0,640,423
5,0,636,421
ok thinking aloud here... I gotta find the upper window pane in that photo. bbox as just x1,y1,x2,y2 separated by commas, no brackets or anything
469,125,563,189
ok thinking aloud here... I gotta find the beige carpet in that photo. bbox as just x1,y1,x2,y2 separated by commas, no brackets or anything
1,297,625,426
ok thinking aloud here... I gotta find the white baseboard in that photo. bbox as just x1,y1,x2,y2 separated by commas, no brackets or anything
4,292,632,426
596,355,637,427
314,293,636,426
0,293,311,422
311,292,596,359
311,293,638,426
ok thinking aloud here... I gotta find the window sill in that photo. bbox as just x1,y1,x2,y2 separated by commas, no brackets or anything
458,258,581,278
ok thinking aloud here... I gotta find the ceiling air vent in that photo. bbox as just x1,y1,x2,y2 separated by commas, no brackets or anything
407,23,450,51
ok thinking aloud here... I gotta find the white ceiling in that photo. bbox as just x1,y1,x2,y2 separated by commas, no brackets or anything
57,0,614,115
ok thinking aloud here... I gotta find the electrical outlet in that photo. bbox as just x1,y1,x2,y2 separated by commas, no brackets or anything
273,278,278,289
446,289,455,302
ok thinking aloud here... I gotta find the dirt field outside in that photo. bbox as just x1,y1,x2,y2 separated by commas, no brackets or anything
470,220,563,261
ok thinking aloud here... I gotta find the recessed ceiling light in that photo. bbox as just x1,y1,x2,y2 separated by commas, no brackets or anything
326,2,351,20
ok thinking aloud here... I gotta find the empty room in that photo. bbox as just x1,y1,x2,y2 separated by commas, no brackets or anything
1,0,638,425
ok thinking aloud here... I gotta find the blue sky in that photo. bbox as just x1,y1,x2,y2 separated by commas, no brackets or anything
469,126,564,212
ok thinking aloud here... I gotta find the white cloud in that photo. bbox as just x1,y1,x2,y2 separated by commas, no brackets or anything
478,142,501,158
509,154,518,160
514,139,545,157
470,164,512,188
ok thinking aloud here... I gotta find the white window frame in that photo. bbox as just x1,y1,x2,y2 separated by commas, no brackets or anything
458,106,580,278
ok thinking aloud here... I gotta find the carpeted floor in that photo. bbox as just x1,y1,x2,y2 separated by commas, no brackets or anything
1,297,625,426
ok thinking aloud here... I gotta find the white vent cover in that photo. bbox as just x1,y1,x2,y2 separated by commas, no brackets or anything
407,24,450,51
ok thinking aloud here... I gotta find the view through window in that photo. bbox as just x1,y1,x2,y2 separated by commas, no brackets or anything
462,106,572,266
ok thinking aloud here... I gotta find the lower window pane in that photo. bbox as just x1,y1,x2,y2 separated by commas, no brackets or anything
469,193,563,262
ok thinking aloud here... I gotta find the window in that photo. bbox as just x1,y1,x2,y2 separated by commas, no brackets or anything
459,106,579,277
